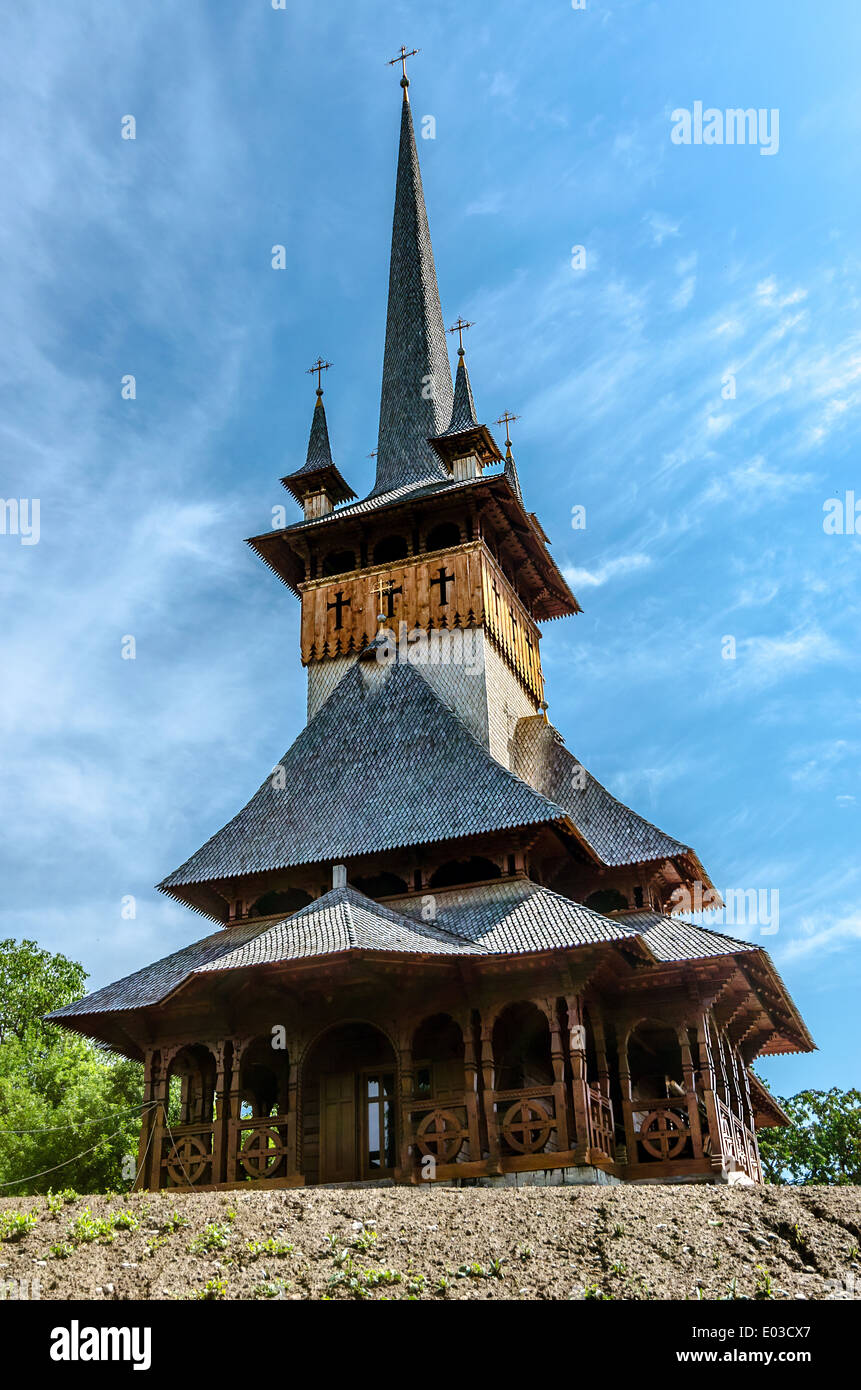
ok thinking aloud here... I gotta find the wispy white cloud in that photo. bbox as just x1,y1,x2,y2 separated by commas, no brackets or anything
563,553,652,588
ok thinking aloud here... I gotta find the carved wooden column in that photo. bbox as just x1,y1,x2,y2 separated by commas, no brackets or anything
211,1040,231,1187
616,1023,637,1164
398,1032,415,1177
286,1056,300,1180
134,1049,158,1191
150,1044,179,1191
542,999,570,1154
590,1001,611,1099
478,1011,502,1171
678,1023,704,1159
461,1012,482,1163
225,1037,247,1185
563,995,589,1160
696,1011,727,1173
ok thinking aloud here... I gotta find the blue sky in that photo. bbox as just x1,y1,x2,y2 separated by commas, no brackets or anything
1,1,859,1097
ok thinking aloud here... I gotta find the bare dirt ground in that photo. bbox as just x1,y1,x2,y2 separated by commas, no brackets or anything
1,1184,859,1301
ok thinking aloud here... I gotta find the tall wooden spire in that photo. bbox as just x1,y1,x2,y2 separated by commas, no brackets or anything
372,70,453,497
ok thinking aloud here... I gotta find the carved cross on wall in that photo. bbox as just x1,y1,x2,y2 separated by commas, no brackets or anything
382,579,402,618
431,565,455,606
509,606,518,632
327,589,351,630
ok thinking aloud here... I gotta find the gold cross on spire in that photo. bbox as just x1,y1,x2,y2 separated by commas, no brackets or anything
387,45,420,98
448,317,474,354
495,410,520,458
306,357,332,397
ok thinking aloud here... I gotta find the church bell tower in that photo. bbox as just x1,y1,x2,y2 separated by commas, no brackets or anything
249,54,579,766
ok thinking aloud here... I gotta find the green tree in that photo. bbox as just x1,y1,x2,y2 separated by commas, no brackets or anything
0,939,142,1195
757,1086,861,1185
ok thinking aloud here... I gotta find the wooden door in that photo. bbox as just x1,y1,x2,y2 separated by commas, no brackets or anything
320,1071,357,1183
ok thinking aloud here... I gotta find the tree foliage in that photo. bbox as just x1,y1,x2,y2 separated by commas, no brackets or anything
757,1085,861,1185
0,939,142,1195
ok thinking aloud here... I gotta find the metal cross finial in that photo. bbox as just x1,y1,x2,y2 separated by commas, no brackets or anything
495,410,520,456
387,45,420,96
373,573,399,627
306,357,332,397
448,317,474,355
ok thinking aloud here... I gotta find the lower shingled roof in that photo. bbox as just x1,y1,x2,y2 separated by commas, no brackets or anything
620,910,757,962
196,885,479,969
386,879,650,956
45,918,271,1020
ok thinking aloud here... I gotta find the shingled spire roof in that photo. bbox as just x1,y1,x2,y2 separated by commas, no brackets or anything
446,349,478,431
372,84,453,497
281,389,356,508
430,344,503,468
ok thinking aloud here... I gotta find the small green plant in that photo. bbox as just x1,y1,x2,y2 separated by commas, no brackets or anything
188,1221,233,1254
163,1210,189,1232
584,1282,612,1300
609,1261,627,1277
195,1277,227,1300
436,1276,450,1294
351,1226,378,1252
246,1237,294,1260
68,1208,116,1245
753,1265,774,1300
612,1223,625,1238
252,1278,290,1299
113,1210,139,1231
45,1192,64,1215
0,1210,39,1242
145,1234,169,1256
50,1241,76,1259
517,1245,533,1261
363,1267,402,1288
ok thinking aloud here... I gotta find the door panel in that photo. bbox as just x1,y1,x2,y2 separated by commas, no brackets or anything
320,1071,356,1183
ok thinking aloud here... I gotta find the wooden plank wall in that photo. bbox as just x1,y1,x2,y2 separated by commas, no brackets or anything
299,542,544,703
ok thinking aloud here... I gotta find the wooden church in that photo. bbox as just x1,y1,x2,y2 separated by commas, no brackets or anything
50,60,813,1191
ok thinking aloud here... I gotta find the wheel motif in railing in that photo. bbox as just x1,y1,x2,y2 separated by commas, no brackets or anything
501,1099,552,1154
165,1134,210,1185
415,1109,466,1162
638,1109,687,1160
239,1127,287,1178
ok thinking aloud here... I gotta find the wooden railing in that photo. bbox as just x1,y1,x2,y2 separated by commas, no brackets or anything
160,1121,214,1186
587,1087,615,1160
623,1098,694,1163
493,1085,559,1156
405,1098,477,1171
232,1113,291,1181
715,1098,761,1181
